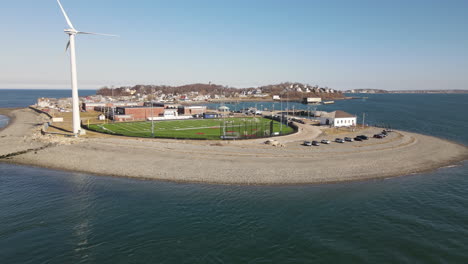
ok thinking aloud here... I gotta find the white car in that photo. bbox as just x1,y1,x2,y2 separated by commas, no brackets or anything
321,139,331,144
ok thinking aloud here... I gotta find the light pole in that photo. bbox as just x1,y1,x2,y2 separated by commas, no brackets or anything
280,99,283,134
151,101,154,137
362,112,366,127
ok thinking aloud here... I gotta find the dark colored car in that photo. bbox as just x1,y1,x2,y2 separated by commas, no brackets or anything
312,141,320,146
357,135,369,140
373,134,384,139
354,137,363,141
335,138,345,143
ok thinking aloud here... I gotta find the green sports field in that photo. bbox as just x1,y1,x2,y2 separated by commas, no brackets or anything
87,117,294,140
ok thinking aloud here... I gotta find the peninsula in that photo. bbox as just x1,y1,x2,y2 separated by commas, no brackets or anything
1,108,467,185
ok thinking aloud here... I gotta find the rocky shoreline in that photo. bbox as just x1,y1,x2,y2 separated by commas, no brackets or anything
1,108,467,185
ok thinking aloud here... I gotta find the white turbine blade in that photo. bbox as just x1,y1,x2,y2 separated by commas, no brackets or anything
56,0,75,30
65,40,70,52
77,31,119,37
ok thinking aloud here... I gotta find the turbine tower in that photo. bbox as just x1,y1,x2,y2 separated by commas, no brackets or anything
56,0,117,136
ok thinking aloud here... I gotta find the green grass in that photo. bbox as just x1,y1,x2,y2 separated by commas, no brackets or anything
87,117,294,140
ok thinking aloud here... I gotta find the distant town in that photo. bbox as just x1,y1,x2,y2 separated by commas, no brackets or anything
96,82,345,102
345,88,468,94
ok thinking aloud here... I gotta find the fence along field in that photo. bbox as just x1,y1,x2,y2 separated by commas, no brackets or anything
87,117,294,140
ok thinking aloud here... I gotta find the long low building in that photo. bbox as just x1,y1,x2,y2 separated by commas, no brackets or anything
316,110,357,127
113,105,207,121
114,106,165,121
82,101,142,111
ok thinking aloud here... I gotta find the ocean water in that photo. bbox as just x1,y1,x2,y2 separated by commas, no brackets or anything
0,89,97,108
0,115,9,128
1,90,468,263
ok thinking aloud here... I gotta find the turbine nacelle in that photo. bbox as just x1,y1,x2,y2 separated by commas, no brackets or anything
64,29,78,35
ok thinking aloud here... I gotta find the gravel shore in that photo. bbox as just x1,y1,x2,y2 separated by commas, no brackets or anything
1,108,467,185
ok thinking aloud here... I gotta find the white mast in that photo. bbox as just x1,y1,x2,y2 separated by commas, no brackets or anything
57,0,117,136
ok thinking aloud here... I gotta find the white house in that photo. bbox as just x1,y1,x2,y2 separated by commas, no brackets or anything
317,110,356,127
272,95,281,100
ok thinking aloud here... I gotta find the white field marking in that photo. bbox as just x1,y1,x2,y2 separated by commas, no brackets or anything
172,124,252,131
132,123,151,131
172,126,220,131
98,125,116,134
116,123,143,131
112,123,149,133
109,124,139,132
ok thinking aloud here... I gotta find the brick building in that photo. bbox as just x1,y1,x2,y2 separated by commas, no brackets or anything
114,106,164,121
82,101,142,112
178,106,207,116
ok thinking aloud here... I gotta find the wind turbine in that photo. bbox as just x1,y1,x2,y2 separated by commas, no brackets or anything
56,0,117,136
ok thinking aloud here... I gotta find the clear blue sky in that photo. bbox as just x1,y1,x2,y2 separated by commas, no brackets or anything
0,0,467,90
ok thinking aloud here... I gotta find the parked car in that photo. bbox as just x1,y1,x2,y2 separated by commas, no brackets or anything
373,134,384,139
354,137,363,141
344,137,354,142
312,141,320,146
321,139,331,144
335,138,345,143
357,135,369,140
303,141,312,146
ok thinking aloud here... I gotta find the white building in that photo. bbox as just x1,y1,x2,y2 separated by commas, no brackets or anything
304,97,322,104
273,95,281,100
218,106,230,112
317,110,356,127
163,109,178,118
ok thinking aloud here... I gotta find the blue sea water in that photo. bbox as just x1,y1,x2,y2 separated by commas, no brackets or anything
0,115,9,128
0,89,97,108
0,90,467,263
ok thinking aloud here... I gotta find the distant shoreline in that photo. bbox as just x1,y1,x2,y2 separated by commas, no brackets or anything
1,107,467,185
345,89,468,94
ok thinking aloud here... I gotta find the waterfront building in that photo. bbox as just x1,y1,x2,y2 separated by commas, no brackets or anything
317,110,356,127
